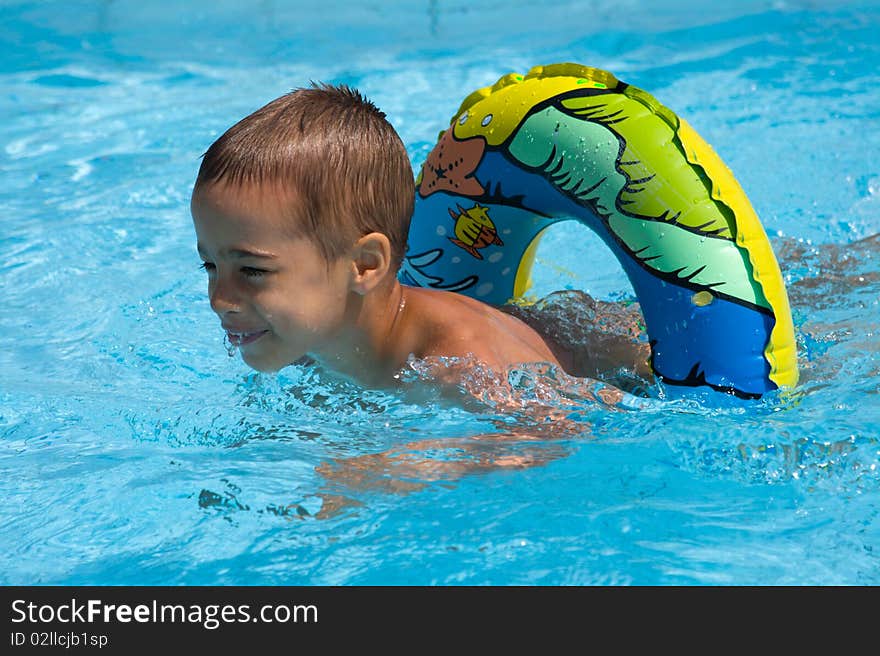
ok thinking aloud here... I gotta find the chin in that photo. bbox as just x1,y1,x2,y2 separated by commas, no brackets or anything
240,351,283,373
241,347,305,373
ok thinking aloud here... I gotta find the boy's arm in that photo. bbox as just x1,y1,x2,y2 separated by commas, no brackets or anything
305,367,638,519
311,425,575,519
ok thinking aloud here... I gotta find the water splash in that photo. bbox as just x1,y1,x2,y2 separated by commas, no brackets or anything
398,352,653,429
500,289,653,396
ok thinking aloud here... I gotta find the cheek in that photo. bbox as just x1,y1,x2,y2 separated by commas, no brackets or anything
267,285,349,334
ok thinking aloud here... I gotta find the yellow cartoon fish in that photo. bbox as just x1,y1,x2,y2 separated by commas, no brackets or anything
448,203,503,259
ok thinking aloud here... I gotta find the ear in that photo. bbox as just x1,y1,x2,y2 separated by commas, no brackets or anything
349,232,393,295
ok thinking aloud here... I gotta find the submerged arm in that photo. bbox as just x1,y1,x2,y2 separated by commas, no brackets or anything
307,362,637,519
312,425,576,518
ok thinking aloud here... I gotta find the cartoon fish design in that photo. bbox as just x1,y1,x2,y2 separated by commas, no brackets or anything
448,203,503,259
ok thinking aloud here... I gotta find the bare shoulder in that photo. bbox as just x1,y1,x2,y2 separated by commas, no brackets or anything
401,286,561,369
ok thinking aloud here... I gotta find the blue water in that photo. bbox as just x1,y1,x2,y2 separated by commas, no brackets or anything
2,0,879,585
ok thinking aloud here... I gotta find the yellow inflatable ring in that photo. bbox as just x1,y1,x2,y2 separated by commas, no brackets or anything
401,63,798,399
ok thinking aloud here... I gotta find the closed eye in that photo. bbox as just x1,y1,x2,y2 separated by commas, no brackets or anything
198,261,269,279
241,267,268,278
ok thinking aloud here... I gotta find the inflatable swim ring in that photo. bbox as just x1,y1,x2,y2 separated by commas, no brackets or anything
400,63,798,399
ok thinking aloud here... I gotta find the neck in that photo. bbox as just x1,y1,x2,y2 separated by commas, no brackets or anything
310,279,409,385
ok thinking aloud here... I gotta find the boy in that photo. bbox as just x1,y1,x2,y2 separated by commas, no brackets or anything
192,83,655,515
191,83,572,390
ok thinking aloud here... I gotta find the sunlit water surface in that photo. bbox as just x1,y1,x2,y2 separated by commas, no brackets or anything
1,0,879,584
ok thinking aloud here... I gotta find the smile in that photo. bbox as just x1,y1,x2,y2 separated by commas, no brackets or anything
226,330,269,346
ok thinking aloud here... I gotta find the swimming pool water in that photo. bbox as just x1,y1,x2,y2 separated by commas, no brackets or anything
2,0,879,585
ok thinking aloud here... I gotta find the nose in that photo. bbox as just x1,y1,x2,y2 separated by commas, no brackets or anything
208,275,240,315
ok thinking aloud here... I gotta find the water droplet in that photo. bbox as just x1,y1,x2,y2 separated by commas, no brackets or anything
691,291,714,307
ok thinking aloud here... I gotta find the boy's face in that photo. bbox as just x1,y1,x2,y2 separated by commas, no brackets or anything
191,181,354,372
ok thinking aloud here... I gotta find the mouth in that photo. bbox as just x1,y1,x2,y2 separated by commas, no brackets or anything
226,329,269,347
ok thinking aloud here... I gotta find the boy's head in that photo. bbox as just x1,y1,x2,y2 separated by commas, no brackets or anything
193,83,414,268
191,84,415,372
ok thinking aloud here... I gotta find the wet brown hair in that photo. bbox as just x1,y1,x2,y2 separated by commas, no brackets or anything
194,83,414,268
